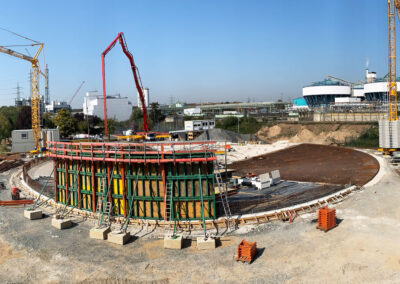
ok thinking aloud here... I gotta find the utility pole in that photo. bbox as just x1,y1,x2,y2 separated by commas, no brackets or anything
16,82,21,100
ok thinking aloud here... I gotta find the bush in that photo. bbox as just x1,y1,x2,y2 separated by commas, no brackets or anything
216,116,262,134
344,126,379,148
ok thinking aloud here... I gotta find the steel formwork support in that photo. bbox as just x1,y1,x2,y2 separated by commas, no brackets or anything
107,163,111,203
121,162,127,218
91,162,96,212
54,160,58,203
77,161,81,209
64,160,69,205
161,163,167,221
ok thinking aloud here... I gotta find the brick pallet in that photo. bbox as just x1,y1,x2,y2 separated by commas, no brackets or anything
236,239,257,263
317,206,336,232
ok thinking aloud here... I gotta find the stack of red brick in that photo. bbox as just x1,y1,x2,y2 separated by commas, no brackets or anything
317,206,336,232
236,239,257,263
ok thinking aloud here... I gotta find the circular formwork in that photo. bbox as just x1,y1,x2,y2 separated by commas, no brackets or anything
19,143,380,231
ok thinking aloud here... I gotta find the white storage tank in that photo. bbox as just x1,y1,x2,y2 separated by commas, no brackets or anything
302,78,351,108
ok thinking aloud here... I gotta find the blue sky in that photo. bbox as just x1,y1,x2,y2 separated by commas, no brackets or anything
0,0,389,107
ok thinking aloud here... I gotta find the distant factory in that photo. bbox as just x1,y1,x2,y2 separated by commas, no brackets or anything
83,91,132,121
302,69,397,108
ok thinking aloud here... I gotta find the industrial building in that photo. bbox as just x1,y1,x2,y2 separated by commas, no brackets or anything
184,120,215,132
83,91,132,121
11,129,60,152
137,88,149,108
302,69,400,108
183,107,202,116
45,100,71,113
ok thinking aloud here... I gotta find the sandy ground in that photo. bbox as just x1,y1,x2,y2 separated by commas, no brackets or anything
2,151,400,283
28,161,53,179
222,140,295,164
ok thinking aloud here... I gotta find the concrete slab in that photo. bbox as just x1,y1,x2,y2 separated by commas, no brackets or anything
89,227,111,240
197,237,216,250
107,231,130,245
24,209,43,220
51,217,72,229
164,235,183,249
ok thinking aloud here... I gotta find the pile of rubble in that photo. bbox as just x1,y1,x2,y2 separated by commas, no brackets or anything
0,153,24,173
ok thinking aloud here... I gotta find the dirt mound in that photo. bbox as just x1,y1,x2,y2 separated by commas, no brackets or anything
230,143,379,186
257,123,373,144
195,128,257,143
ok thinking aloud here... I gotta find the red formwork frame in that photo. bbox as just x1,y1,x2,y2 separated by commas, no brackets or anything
47,141,217,164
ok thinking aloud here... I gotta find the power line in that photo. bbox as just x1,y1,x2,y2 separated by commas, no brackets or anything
1,44,41,47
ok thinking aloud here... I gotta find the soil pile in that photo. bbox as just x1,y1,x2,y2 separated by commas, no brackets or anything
257,123,373,144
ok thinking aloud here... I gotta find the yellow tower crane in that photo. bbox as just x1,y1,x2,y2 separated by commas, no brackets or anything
379,0,400,153
0,41,45,152
388,0,398,122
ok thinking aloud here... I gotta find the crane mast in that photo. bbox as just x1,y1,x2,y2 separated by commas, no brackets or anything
0,43,44,151
388,0,398,122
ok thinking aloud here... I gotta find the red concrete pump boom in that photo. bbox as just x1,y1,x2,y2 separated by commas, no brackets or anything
102,32,149,135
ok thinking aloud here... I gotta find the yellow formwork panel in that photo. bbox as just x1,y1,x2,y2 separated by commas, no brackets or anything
54,158,216,219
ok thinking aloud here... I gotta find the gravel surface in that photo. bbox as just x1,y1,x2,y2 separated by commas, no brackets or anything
1,152,400,283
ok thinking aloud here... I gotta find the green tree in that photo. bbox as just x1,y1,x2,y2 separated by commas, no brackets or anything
149,102,165,124
15,106,32,130
216,116,261,134
42,112,55,128
129,107,144,131
0,106,18,140
0,106,17,127
130,107,143,121
0,113,12,140
104,119,117,135
54,108,77,137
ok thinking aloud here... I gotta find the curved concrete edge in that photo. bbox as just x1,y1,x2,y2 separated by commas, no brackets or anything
352,148,386,188
225,185,357,221
15,150,374,231
10,169,57,208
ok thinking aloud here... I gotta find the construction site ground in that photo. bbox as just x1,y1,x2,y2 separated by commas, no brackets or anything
228,181,343,215
2,147,400,283
230,143,379,186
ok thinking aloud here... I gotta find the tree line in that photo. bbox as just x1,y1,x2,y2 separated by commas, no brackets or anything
0,102,165,140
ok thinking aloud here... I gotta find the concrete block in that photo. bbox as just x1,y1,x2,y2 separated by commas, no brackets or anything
24,209,43,220
51,217,72,229
164,235,183,249
197,237,216,250
107,231,131,245
89,227,111,240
